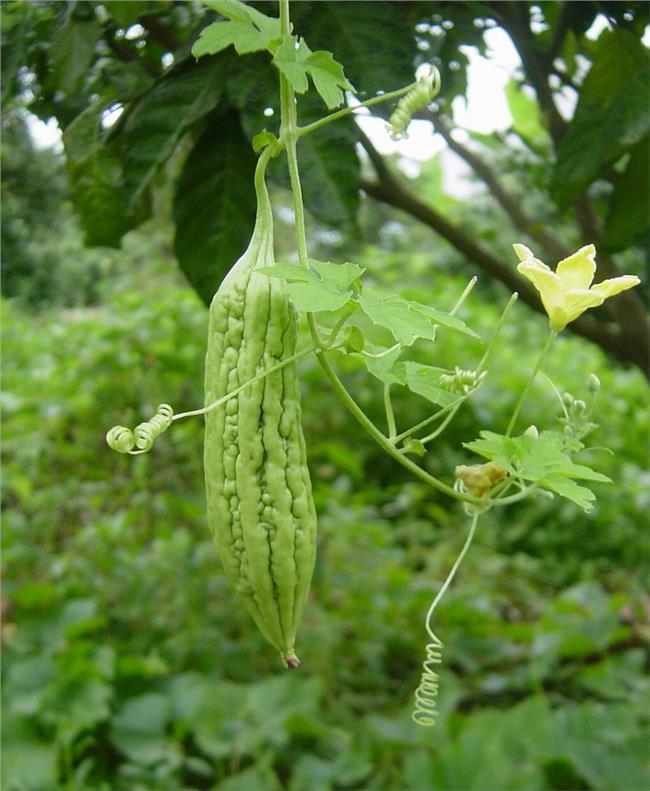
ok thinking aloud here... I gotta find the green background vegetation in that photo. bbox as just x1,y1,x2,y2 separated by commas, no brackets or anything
2,1,649,789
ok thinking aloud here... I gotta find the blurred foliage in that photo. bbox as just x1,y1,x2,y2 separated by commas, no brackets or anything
3,210,649,788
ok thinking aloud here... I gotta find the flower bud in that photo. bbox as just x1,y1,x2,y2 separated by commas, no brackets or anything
587,374,601,394
562,392,574,407
402,438,426,457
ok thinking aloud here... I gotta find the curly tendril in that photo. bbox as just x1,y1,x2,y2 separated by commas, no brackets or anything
412,511,480,726
412,633,444,726
387,65,441,141
106,404,174,455
440,367,486,395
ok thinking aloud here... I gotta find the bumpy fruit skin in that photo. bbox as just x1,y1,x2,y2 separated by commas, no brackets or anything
203,157,317,666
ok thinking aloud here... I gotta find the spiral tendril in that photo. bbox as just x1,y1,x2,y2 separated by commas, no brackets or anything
106,404,173,454
412,633,443,726
411,512,480,727
440,367,486,395
387,65,441,141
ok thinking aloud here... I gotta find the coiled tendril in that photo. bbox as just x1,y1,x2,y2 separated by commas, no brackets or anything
106,404,173,454
440,367,486,395
412,633,444,726
388,65,441,141
412,511,480,727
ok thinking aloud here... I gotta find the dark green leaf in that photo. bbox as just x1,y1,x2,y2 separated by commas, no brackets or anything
291,2,417,101
293,106,360,227
50,16,100,95
551,30,650,208
63,105,148,247
173,110,257,305
601,136,650,251
106,1,151,28
122,57,226,206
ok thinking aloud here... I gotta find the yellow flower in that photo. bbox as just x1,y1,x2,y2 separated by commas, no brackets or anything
513,243,641,332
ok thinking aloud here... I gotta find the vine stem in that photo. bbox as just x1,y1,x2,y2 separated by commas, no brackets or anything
425,511,480,640
172,344,317,421
394,292,518,445
298,82,417,137
505,329,556,437
384,384,397,439
277,0,482,508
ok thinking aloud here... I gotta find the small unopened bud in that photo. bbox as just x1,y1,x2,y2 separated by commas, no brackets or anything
587,374,601,394
402,438,426,457
562,392,574,407
342,326,364,354
523,425,539,439
574,399,586,413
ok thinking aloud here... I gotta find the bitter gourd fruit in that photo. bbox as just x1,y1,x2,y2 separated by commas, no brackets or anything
203,150,317,667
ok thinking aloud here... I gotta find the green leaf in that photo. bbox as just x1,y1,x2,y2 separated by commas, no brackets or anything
358,289,438,346
252,129,278,152
192,0,281,58
410,303,481,340
105,1,151,28
403,362,459,407
310,259,364,289
363,344,405,385
257,263,312,282
2,714,58,791
505,79,548,149
272,35,310,93
63,105,148,247
304,49,354,109
111,693,171,765
260,259,363,313
601,135,650,251
173,110,257,305
49,15,100,95
542,476,597,511
291,98,360,227
463,430,610,510
551,29,650,208
290,2,419,102
122,58,226,206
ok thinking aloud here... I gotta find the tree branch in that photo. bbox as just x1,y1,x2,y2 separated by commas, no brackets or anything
356,130,648,375
427,110,570,262
495,3,567,145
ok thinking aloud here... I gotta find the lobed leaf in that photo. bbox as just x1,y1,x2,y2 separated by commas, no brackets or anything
358,289,439,346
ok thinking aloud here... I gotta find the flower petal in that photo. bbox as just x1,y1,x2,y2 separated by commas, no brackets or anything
517,261,561,297
556,245,596,291
590,275,641,300
512,243,535,263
